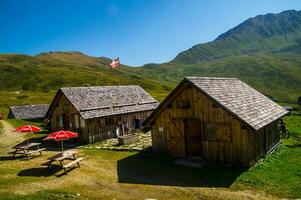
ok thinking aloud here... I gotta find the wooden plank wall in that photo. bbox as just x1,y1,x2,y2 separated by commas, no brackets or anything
249,120,280,165
86,111,152,143
50,94,153,143
49,95,87,141
152,84,253,166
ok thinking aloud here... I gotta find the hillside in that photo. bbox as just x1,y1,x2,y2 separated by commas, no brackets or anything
173,10,301,64
141,10,301,102
0,10,301,106
0,51,173,99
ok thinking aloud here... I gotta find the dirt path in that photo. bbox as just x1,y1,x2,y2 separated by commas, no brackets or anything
0,120,24,148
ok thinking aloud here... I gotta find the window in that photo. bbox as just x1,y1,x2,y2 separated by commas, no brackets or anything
205,123,216,141
212,103,218,108
64,101,69,112
59,115,63,127
205,123,232,143
167,103,172,109
241,124,247,130
75,114,79,128
105,117,114,126
176,100,190,109
134,118,141,129
80,116,85,128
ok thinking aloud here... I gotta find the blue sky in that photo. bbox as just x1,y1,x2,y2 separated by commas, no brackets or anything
0,0,301,66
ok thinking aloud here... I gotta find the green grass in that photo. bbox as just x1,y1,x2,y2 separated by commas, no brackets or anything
6,119,44,128
232,114,301,198
0,52,173,105
0,113,300,199
0,91,56,117
0,190,80,200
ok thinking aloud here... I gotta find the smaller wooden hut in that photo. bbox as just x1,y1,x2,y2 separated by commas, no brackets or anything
143,77,289,167
45,85,158,144
8,104,49,120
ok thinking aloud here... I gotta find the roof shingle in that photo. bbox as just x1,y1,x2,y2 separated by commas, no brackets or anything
59,85,158,119
9,104,49,120
185,77,288,130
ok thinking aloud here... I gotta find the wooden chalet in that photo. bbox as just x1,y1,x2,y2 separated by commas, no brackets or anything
45,85,158,144
143,77,289,167
8,104,49,120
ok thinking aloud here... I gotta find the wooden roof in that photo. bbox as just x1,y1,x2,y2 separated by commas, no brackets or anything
144,77,288,131
47,85,159,120
9,104,49,120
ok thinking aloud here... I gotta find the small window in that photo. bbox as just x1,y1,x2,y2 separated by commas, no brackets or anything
167,103,172,109
105,117,114,126
176,100,190,109
241,124,247,130
64,101,69,111
205,123,232,143
74,114,79,128
212,103,218,108
134,118,141,129
80,116,85,128
205,123,217,141
59,115,63,128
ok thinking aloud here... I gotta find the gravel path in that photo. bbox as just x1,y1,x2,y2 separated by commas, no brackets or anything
0,120,24,148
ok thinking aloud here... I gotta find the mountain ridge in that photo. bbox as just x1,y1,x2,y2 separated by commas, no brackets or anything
172,9,301,64
0,10,301,103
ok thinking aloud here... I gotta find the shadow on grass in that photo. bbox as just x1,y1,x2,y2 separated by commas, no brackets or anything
0,155,16,161
18,165,78,177
117,152,246,188
17,165,62,177
285,143,301,148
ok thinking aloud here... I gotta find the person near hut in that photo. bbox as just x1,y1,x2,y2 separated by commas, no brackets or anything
124,121,129,135
279,119,288,139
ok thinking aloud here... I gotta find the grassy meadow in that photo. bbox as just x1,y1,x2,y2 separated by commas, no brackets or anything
0,111,300,199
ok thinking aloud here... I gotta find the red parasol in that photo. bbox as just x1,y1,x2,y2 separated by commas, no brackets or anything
15,125,42,144
44,130,78,151
15,125,41,133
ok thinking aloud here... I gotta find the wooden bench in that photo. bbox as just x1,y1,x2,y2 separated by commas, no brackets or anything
62,157,84,174
26,148,46,156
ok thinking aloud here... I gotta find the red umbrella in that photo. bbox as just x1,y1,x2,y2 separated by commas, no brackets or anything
15,125,41,133
44,130,78,151
15,125,42,144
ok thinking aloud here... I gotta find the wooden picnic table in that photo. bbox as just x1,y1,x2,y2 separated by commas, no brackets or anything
13,142,46,159
44,150,83,174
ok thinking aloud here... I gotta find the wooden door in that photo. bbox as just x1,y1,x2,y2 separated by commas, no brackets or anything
184,119,203,158
167,119,185,157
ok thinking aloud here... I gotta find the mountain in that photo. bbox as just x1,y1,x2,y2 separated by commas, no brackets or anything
0,10,301,105
0,51,173,100
173,10,301,64
142,10,301,102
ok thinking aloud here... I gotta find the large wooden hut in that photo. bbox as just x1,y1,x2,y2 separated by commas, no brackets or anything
143,77,288,167
45,85,158,144
8,104,49,120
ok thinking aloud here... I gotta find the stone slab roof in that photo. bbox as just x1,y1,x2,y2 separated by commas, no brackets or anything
58,85,158,119
8,104,49,120
185,77,288,130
